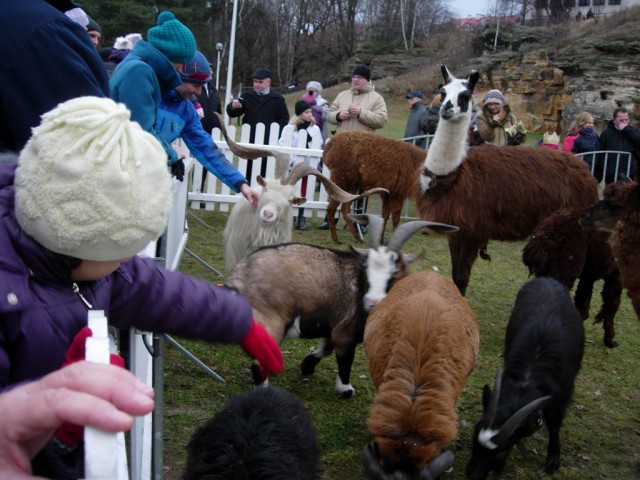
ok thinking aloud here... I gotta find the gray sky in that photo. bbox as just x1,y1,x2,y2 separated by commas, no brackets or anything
450,0,488,18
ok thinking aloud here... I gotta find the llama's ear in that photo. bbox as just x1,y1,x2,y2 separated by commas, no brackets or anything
467,70,480,92
441,64,453,84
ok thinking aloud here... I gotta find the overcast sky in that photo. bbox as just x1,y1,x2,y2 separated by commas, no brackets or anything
450,0,489,18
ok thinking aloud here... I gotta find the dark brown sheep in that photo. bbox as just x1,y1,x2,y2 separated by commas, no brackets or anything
522,207,621,347
580,180,640,320
415,65,599,295
322,131,423,243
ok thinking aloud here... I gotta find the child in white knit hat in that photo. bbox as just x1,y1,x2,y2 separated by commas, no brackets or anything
0,97,283,479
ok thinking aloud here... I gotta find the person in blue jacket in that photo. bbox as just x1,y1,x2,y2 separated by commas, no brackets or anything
0,96,283,479
157,51,260,210
0,0,109,153
110,11,196,177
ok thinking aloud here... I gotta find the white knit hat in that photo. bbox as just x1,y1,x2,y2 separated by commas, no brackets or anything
306,81,323,94
484,89,505,106
15,97,173,262
64,7,89,28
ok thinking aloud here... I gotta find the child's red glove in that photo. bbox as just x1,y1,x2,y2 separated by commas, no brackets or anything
240,320,284,377
54,326,125,449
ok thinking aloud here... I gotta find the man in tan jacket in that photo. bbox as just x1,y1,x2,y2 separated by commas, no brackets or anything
327,64,387,134
321,65,387,230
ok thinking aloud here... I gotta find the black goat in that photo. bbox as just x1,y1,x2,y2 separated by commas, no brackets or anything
183,386,320,480
467,277,585,479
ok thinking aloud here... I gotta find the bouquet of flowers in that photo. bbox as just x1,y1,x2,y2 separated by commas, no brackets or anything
505,121,527,146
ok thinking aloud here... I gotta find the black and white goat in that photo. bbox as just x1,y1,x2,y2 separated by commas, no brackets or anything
225,214,459,397
216,113,386,272
183,386,320,480
467,277,585,479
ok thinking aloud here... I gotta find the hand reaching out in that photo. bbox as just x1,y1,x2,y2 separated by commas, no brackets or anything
0,362,154,479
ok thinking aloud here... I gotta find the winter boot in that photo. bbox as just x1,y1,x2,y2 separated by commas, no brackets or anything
297,209,308,230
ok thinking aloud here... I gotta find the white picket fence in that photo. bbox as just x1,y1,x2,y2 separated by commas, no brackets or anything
187,122,330,219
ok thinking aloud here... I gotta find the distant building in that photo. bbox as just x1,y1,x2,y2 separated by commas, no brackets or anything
569,0,640,19
451,15,519,32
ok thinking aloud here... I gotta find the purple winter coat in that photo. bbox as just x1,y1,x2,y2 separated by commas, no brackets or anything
0,163,253,478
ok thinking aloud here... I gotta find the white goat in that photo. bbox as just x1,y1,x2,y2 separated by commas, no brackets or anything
217,115,386,272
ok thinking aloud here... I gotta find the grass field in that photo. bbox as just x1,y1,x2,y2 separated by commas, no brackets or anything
160,92,639,479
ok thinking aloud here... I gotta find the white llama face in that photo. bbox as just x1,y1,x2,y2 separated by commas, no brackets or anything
439,65,480,121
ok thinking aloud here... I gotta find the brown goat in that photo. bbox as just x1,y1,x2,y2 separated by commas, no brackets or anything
416,65,599,295
580,180,640,320
322,131,423,243
522,207,621,347
362,270,479,479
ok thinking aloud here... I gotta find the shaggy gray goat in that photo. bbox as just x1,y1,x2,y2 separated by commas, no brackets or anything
215,113,387,272
225,213,459,397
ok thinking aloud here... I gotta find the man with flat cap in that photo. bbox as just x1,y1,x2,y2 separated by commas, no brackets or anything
226,67,290,179
404,91,429,148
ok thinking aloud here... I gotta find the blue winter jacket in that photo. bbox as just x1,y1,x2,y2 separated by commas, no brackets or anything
158,90,246,191
110,40,182,164
0,163,253,478
0,0,109,152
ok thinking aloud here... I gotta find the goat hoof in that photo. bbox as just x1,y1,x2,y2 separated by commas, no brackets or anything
300,355,320,376
604,337,619,348
338,388,355,399
544,456,561,474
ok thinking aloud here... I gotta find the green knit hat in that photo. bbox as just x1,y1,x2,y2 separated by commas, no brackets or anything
147,11,196,64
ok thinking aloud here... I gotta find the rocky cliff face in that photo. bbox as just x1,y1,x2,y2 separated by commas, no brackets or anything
468,9,640,134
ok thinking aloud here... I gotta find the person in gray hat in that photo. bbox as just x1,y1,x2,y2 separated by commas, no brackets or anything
226,67,290,180
403,91,429,148
476,89,518,146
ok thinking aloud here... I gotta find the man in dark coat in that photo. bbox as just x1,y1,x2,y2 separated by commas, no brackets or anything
0,0,109,152
599,107,640,181
196,77,223,134
226,67,290,179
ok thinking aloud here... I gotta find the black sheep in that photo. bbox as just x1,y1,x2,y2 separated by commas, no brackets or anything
183,386,321,480
467,277,585,479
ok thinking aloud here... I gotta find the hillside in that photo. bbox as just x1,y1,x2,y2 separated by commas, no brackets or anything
357,7,640,134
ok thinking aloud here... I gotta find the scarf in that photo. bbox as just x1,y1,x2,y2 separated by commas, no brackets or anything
578,127,599,150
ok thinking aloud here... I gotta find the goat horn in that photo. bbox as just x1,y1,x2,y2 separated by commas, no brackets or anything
214,112,274,159
283,163,323,186
286,165,388,204
422,450,454,480
386,220,459,253
272,151,293,180
490,395,552,448
485,366,504,427
360,443,384,480
347,214,384,248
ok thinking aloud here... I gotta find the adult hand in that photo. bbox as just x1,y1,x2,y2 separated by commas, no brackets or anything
240,320,284,377
231,99,243,109
338,111,352,121
240,183,260,212
0,362,154,478
348,105,361,116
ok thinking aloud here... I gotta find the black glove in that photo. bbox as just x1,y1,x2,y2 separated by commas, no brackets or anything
171,159,185,181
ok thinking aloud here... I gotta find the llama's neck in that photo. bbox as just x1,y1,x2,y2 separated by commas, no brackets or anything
425,115,471,176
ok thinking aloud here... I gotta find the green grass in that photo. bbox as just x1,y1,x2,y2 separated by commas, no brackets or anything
163,206,640,480
161,95,640,479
